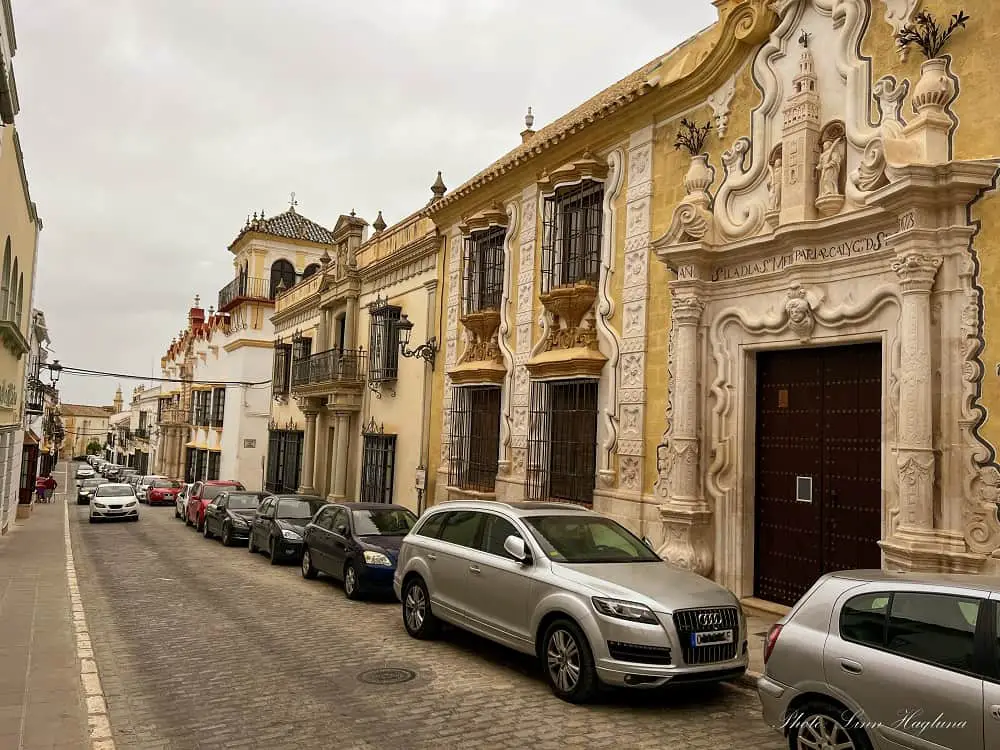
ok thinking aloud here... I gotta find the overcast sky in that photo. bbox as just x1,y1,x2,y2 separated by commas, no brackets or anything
14,0,715,406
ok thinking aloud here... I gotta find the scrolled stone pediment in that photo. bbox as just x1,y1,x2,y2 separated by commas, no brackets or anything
537,151,609,194
458,205,508,236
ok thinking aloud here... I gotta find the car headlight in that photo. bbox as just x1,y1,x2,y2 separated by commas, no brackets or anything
281,529,302,540
126,501,138,507
231,516,248,527
363,550,392,567
94,503,106,509
592,597,660,625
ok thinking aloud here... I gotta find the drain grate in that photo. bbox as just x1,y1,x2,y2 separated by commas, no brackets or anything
357,667,416,685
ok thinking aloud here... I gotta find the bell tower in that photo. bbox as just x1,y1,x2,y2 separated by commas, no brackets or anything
779,30,822,224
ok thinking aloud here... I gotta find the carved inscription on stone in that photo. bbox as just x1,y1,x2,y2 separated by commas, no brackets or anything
712,231,887,282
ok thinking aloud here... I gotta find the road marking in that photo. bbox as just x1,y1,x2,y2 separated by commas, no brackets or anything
62,463,117,750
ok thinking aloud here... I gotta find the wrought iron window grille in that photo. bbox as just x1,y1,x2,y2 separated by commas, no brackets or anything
272,342,293,399
448,386,501,492
540,181,604,295
462,226,506,316
367,295,401,397
525,378,599,506
361,430,396,504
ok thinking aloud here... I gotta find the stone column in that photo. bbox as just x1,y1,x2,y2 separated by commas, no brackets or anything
315,308,328,353
345,294,359,351
299,410,318,494
656,294,713,576
891,252,940,536
332,413,351,499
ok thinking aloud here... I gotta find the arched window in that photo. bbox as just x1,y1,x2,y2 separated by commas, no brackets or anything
239,260,249,295
301,263,320,280
15,273,23,327
0,238,9,321
8,257,17,321
269,259,296,297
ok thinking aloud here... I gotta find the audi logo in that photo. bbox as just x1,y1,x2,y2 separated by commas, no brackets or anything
697,612,724,627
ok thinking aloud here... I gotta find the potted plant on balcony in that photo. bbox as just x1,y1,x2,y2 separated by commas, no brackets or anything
896,10,969,115
673,118,714,201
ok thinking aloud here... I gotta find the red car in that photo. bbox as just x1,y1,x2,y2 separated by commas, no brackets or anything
147,478,184,506
186,480,245,531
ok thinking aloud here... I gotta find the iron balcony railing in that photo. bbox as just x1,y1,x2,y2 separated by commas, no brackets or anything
133,427,149,439
217,276,274,313
291,348,367,388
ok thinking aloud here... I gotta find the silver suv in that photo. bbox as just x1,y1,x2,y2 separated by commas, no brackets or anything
758,570,1000,750
393,501,748,703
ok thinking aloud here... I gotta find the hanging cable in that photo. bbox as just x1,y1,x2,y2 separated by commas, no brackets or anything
41,362,272,388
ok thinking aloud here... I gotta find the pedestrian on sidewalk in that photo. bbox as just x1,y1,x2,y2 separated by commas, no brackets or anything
34,474,57,503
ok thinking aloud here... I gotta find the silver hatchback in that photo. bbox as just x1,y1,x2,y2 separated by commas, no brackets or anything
758,570,1000,750
393,501,748,703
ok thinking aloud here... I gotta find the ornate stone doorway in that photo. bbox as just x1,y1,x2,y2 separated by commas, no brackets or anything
753,343,882,606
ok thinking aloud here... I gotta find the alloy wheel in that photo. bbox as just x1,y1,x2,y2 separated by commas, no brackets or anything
796,714,857,750
221,524,231,546
301,550,310,576
404,584,425,631
546,629,581,694
344,565,358,597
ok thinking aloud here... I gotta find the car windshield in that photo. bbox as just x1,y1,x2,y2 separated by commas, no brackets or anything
202,484,243,500
276,497,326,519
82,479,103,488
523,515,660,564
352,508,418,536
153,480,181,489
226,493,261,510
95,486,134,498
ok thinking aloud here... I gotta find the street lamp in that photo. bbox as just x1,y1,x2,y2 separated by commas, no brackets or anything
395,314,438,370
47,359,63,386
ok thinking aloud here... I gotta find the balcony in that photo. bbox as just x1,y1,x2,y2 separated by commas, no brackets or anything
134,427,149,440
291,348,367,394
159,407,189,426
217,276,274,313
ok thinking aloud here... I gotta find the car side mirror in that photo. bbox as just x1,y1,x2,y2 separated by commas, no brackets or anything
503,535,530,564
642,536,655,551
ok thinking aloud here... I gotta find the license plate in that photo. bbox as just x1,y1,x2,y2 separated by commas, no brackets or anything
691,629,734,647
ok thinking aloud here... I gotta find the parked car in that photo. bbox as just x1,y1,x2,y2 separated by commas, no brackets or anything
88,483,139,523
104,465,122,480
394,501,748,703
185,480,245,530
77,478,105,505
136,475,165,502
146,478,183,507
757,570,999,750
75,465,95,480
120,468,139,485
203,491,269,546
174,483,193,519
248,495,327,564
301,503,418,599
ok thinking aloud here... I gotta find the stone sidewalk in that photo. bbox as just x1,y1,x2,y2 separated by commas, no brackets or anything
0,482,89,749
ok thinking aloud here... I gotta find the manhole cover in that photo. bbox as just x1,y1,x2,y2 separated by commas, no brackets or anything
358,668,416,685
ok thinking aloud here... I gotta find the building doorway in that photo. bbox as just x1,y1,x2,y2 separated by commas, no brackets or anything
753,343,883,606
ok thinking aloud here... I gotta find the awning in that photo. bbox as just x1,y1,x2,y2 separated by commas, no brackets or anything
22,430,40,446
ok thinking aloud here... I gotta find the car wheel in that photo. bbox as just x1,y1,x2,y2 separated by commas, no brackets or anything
248,534,257,554
174,505,180,519
88,516,96,523
196,515,205,532
401,577,439,640
541,618,599,704
268,538,281,565
301,548,318,579
221,523,233,547
184,512,192,527
203,520,212,539
788,701,872,750
343,562,362,600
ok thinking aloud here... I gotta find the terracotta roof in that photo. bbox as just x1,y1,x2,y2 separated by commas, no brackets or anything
428,32,707,213
60,404,113,418
230,208,336,249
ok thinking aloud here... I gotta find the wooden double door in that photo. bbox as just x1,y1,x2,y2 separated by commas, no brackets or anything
754,343,883,607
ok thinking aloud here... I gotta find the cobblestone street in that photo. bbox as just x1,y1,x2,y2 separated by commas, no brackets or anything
64,470,784,750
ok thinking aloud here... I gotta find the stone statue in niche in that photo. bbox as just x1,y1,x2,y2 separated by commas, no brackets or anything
815,123,846,217
764,145,782,229
784,285,815,341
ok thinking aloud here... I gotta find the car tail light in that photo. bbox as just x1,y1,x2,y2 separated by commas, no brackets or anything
763,623,783,664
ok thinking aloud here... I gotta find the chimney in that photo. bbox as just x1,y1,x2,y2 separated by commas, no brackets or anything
520,106,536,143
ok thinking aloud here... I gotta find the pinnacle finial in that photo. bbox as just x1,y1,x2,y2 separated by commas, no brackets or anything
320,249,331,266
193,294,200,308
289,191,298,212
350,208,356,217
373,211,387,232
798,29,811,48
431,171,447,201
525,106,534,130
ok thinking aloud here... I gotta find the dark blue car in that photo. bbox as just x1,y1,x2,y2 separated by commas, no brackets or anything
300,502,418,599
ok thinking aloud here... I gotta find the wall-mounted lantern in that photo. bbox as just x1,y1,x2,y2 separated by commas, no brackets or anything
395,314,438,370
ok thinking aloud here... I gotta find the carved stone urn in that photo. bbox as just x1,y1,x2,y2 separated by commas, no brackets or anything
912,58,955,115
683,153,714,201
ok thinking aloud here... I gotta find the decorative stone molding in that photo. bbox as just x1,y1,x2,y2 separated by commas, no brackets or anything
707,74,737,138
537,284,599,352
536,151,609,194
892,251,940,291
879,0,921,60
436,233,463,481
497,200,519,475
458,205,508,236
663,153,717,245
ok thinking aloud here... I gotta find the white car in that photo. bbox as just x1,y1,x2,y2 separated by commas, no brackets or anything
89,483,139,523
174,483,193,520
76,465,95,480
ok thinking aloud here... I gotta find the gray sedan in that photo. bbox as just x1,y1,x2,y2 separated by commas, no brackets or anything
394,500,747,703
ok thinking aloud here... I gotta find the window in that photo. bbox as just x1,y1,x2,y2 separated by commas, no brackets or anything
292,336,312,365
313,507,335,531
272,343,293,396
185,449,197,483
265,430,303,494
368,302,401,383
414,512,447,539
449,386,501,492
211,388,226,428
329,508,349,534
462,226,506,314
15,272,22,327
438,511,483,548
481,514,521,559
8,257,16,321
207,452,220,481
1,237,9,319
886,593,981,673
541,181,603,294
360,432,396,504
526,379,599,505
335,315,347,353
302,263,320,280
841,593,890,647
194,449,208,481
269,259,296,297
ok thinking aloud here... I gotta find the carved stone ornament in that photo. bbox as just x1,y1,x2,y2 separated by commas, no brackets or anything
892,252,941,291
458,310,503,365
912,57,957,115
539,283,599,352
662,153,717,245
879,0,921,60
784,284,815,341
707,74,737,138
536,151,609,194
